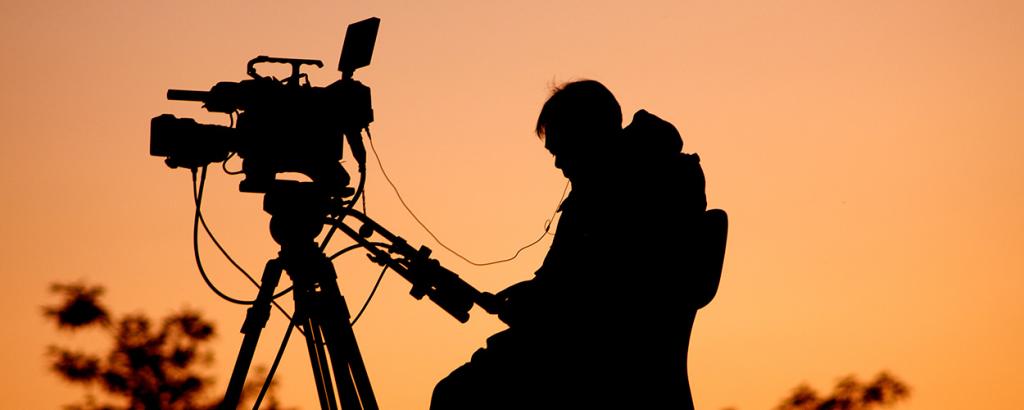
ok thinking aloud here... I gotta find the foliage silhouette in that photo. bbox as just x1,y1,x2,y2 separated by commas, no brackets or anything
774,372,910,410
44,282,290,410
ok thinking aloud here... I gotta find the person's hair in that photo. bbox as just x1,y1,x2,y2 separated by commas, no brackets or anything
535,80,622,140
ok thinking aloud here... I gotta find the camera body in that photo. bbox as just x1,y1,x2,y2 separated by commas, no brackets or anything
151,18,380,196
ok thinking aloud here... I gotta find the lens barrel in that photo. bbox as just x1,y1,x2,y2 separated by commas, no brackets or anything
167,89,209,102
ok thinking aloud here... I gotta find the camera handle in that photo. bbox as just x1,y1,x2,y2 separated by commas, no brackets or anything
247,56,324,85
326,208,504,321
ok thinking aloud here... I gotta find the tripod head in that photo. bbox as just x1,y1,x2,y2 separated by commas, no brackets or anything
262,181,339,248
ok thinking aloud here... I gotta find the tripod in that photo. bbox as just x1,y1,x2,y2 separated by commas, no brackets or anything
220,181,377,410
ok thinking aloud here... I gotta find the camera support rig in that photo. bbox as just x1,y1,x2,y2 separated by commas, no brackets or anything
152,17,504,410
221,181,376,410
219,179,500,410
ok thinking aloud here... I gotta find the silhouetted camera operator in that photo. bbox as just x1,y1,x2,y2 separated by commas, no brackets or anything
431,80,721,409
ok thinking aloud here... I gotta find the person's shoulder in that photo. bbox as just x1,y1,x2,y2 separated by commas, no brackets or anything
622,110,683,159
679,152,701,165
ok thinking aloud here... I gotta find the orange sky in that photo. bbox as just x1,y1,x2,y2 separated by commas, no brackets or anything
2,1,1022,409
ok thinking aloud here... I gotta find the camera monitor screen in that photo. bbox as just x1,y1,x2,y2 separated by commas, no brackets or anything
338,17,380,75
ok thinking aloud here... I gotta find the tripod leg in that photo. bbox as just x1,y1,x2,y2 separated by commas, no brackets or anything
279,241,380,410
341,320,379,410
220,259,284,410
297,290,339,410
252,312,297,409
312,290,363,410
319,279,379,410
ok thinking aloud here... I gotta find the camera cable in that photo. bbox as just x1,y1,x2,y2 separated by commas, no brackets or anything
192,167,299,328
194,174,292,298
221,113,245,175
366,127,568,266
325,241,393,326
328,242,390,261
319,152,367,252
351,264,389,326
252,309,297,410
192,166,255,305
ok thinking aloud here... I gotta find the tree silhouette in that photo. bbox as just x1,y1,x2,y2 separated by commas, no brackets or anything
44,282,289,410
775,372,910,410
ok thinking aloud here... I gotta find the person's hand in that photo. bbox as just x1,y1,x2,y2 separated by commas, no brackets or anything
488,280,538,326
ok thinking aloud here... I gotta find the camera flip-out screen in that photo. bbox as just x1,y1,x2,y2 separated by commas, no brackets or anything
339,17,380,75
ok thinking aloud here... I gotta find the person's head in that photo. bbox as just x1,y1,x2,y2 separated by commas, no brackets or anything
535,80,622,181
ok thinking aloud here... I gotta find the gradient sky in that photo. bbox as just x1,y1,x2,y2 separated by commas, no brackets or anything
2,1,1022,409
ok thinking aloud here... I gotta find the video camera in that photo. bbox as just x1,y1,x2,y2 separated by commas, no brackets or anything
148,17,495,325
150,17,380,196
149,18,505,409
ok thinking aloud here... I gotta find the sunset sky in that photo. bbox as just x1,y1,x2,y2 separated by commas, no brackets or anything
1,1,1022,409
